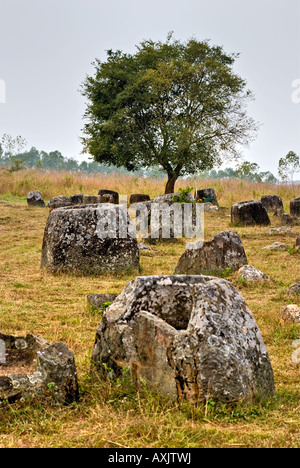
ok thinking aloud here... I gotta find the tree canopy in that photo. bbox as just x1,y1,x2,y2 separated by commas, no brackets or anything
81,35,258,193
278,151,300,183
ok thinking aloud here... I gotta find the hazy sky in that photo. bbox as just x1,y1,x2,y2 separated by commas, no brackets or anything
0,0,299,176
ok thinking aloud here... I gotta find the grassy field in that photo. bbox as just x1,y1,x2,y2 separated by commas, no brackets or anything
0,168,299,448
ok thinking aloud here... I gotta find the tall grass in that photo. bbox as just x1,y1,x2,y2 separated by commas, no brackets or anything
0,167,299,208
0,168,163,201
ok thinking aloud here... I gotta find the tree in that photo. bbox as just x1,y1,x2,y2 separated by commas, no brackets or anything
13,147,42,168
64,157,80,171
81,35,258,193
40,150,65,170
1,134,27,157
235,161,262,182
259,171,278,184
1,134,27,171
278,151,300,183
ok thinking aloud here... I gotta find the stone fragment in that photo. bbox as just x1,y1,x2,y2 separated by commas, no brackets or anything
153,192,195,204
174,231,247,275
281,213,300,226
292,347,300,365
266,227,296,234
0,333,78,404
281,304,300,324
274,207,284,217
203,202,218,212
231,200,271,226
238,265,268,282
138,243,153,250
27,190,45,207
262,242,291,251
288,282,300,296
87,293,117,312
41,204,140,275
91,275,275,403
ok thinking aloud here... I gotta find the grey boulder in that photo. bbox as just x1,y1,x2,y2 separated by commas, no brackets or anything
238,265,268,282
281,305,300,324
262,242,291,251
27,190,45,207
174,231,247,275
87,293,117,312
288,282,300,296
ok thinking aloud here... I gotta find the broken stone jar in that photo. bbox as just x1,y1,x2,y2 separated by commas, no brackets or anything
91,275,275,404
0,333,79,405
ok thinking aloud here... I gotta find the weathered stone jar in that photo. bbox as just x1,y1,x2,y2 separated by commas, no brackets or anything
290,197,300,217
129,194,151,205
91,275,275,404
195,188,218,206
261,195,283,214
98,190,119,204
231,200,271,226
41,204,140,275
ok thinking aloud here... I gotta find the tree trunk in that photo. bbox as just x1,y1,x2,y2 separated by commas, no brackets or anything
165,173,178,194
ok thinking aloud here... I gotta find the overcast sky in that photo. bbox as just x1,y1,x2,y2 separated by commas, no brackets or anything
0,0,299,176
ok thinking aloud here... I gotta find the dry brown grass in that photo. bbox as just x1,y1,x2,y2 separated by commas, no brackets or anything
0,170,299,448
0,167,299,208
0,168,164,201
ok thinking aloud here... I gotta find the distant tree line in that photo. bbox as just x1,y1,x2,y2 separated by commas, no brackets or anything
2,133,297,184
0,134,148,176
202,162,279,183
0,144,138,174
